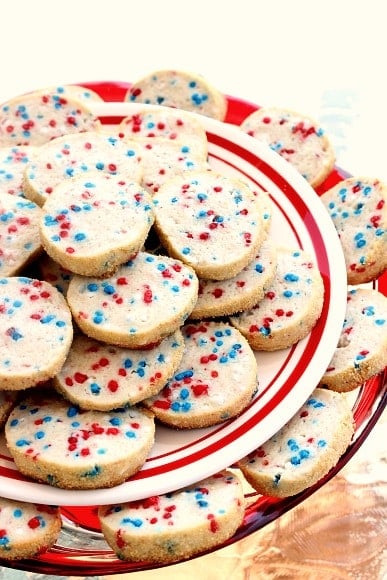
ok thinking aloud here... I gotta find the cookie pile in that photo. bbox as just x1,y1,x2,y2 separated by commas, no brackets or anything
0,72,385,565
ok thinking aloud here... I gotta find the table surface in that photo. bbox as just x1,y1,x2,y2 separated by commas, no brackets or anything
0,1,386,578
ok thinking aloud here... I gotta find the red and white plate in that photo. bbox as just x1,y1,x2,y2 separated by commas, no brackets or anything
0,85,350,507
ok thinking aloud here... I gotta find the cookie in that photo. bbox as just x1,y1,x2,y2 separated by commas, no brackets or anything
117,106,208,156
5,391,156,490
53,330,185,411
23,131,143,207
0,146,37,197
240,107,335,188
230,247,324,351
0,193,43,276
126,69,227,121
39,84,104,104
37,253,73,296
39,174,155,277
320,176,387,284
0,276,73,390
319,288,387,392
66,251,199,349
139,139,209,194
143,321,258,429
153,170,267,280
0,90,100,147
98,469,245,564
190,240,277,319
238,387,354,497
0,497,61,560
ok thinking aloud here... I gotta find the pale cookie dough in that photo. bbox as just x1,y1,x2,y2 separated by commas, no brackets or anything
238,388,354,497
126,69,227,121
230,247,324,351
5,391,155,490
0,193,43,276
0,497,61,560
0,146,37,197
0,277,73,390
190,240,277,319
240,107,335,188
153,170,267,280
143,320,258,429
117,105,208,156
319,288,387,392
66,251,199,349
320,176,387,284
0,90,99,147
54,330,185,411
98,469,245,564
23,131,143,206
39,174,154,277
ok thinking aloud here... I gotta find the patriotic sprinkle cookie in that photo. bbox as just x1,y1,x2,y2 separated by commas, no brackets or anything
98,469,245,564
0,390,19,429
66,251,199,349
143,321,258,429
139,139,209,195
0,193,43,277
23,131,143,207
190,240,277,319
0,277,73,390
37,253,73,296
0,90,99,147
153,170,267,280
5,392,156,490
117,106,208,156
126,69,228,121
39,175,155,277
320,176,387,284
238,388,354,498
53,330,185,411
230,247,324,351
39,84,104,103
0,146,37,197
0,497,61,560
319,288,387,392
240,107,335,188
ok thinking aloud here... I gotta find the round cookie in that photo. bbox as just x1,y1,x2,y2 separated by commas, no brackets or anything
53,330,185,411
39,84,104,103
39,174,155,277
320,176,387,284
37,253,74,296
66,251,199,349
0,146,37,197
153,170,267,280
230,247,324,351
126,69,227,121
190,240,277,319
98,469,245,564
117,106,208,155
5,391,155,490
23,131,143,207
0,276,73,390
0,497,61,560
240,107,335,188
139,139,209,195
238,387,354,498
0,193,43,277
143,320,258,429
319,288,387,392
0,90,99,147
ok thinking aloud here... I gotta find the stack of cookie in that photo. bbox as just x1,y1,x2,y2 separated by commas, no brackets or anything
0,70,385,565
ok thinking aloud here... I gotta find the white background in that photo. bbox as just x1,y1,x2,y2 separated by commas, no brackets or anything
0,0,386,177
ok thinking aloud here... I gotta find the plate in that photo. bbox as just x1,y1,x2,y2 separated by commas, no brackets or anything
0,81,385,576
0,85,348,507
